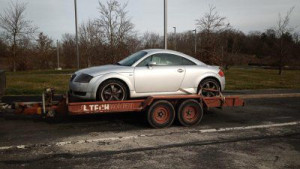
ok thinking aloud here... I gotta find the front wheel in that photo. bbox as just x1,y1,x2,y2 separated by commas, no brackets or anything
97,80,128,101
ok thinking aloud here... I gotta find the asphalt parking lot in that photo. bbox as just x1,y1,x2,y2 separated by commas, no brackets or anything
0,89,300,169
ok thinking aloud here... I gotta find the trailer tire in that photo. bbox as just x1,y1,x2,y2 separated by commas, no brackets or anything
177,99,203,127
147,100,175,128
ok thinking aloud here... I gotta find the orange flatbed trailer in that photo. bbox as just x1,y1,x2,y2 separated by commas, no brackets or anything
13,89,244,128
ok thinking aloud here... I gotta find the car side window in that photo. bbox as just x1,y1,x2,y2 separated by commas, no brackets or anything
137,53,196,67
137,56,152,67
182,57,196,65
152,54,165,65
163,54,182,66
153,53,195,66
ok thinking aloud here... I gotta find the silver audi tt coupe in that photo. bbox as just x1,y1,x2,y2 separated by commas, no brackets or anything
69,49,225,101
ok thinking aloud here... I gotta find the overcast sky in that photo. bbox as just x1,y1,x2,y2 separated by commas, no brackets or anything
0,0,299,40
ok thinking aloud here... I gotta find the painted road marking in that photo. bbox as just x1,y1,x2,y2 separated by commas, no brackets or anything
0,121,299,151
198,121,299,133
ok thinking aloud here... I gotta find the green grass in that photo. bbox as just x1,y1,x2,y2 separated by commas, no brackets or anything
4,68,300,95
5,69,75,95
224,68,300,90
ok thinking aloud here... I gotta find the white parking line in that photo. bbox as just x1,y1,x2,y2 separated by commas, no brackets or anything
0,121,299,151
198,121,299,133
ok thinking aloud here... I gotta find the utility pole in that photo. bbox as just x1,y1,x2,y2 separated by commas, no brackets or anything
193,29,197,56
173,27,176,50
74,0,80,69
164,0,168,49
57,40,60,69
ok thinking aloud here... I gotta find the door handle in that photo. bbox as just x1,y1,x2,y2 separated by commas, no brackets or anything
177,69,184,73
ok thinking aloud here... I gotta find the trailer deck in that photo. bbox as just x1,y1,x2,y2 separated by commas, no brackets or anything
12,89,244,128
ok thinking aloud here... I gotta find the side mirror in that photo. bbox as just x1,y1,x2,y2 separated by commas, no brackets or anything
148,61,157,67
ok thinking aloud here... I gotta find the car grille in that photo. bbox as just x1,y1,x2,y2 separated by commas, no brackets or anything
70,74,76,82
74,91,86,96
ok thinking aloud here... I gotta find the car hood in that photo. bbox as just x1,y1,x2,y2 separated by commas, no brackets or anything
75,65,134,76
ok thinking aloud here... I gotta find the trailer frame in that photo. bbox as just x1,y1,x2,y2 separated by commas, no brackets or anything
13,89,245,128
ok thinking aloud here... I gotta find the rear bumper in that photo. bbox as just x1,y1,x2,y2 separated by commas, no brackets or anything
220,77,226,91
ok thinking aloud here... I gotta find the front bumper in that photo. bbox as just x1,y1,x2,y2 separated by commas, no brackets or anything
69,82,94,100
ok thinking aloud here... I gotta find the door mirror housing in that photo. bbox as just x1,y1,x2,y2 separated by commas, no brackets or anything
148,61,157,67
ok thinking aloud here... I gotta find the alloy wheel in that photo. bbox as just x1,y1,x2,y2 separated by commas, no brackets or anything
201,81,220,97
101,83,126,101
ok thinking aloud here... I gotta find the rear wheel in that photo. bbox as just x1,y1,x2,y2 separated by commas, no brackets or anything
97,80,128,101
177,99,203,127
147,100,175,128
199,78,221,97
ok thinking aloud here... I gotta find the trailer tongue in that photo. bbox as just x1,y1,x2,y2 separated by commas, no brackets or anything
12,89,244,128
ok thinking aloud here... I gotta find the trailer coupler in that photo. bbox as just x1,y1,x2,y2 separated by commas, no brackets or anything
13,88,67,118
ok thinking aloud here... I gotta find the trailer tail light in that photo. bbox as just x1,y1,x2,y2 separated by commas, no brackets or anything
218,70,224,77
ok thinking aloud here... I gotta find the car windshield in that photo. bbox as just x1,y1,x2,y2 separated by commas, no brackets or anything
118,51,148,66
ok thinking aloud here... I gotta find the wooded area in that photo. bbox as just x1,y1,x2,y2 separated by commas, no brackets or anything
0,0,299,74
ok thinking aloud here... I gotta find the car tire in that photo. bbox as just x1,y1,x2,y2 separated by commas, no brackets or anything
199,78,221,97
97,79,128,101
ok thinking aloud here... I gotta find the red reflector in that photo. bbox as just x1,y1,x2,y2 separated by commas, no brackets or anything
218,70,224,77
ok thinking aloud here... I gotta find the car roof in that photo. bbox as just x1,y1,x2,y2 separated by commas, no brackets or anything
141,49,205,65
142,49,182,54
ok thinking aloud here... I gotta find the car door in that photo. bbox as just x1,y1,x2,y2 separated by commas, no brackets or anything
134,53,186,93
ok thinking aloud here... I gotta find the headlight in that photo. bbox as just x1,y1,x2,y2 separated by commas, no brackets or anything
74,73,94,83
70,74,77,82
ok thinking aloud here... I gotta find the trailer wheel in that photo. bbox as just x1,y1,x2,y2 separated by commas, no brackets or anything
147,100,175,128
177,99,203,127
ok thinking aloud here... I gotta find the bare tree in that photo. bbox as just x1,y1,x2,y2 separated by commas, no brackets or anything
97,0,134,62
61,33,76,68
0,37,8,58
79,19,104,67
196,5,230,34
274,7,295,75
293,32,299,44
35,32,54,69
195,5,230,65
0,1,37,71
142,32,161,49
219,29,245,70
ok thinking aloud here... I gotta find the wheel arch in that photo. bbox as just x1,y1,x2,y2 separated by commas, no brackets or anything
197,76,222,93
91,73,133,99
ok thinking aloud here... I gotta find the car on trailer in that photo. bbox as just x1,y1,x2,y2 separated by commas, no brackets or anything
69,49,225,101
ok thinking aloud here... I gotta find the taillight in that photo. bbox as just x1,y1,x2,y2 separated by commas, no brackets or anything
218,70,224,77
